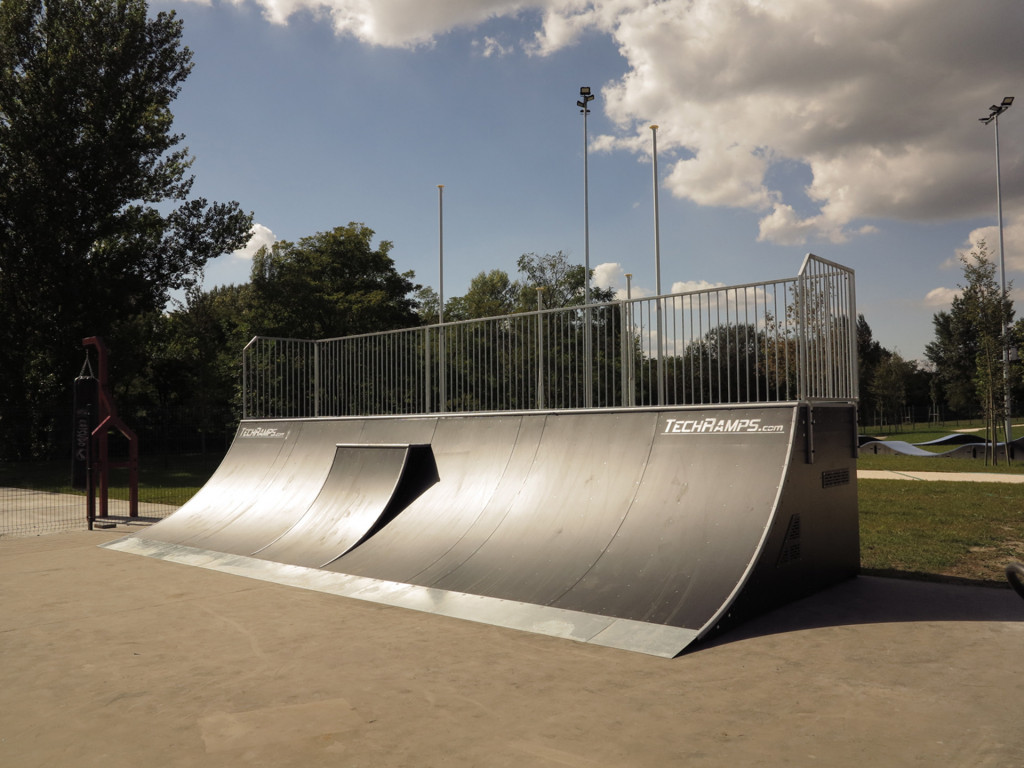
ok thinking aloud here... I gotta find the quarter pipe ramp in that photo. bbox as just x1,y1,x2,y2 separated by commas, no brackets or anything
102,404,859,657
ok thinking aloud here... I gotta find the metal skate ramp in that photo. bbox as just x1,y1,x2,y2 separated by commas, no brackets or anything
102,404,859,657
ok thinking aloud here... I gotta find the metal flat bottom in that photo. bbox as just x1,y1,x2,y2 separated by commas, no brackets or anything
101,536,699,658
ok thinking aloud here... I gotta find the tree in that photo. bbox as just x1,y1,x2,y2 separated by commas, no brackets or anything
248,223,420,338
869,351,915,430
925,241,1015,459
857,315,885,418
925,309,977,415
0,0,252,458
515,251,614,310
444,270,520,321
157,284,254,444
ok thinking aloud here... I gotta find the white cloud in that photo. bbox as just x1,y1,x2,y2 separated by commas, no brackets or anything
233,223,277,261
218,0,535,47
202,0,1024,246
591,261,623,289
592,261,652,299
670,279,725,294
473,35,514,57
958,220,1024,273
923,286,959,308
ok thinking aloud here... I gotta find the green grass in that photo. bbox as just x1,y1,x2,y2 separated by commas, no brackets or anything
859,479,1024,584
0,452,225,506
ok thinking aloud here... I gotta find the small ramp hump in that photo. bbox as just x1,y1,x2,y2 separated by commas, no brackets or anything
915,434,988,447
860,440,952,457
103,405,859,658
253,443,438,568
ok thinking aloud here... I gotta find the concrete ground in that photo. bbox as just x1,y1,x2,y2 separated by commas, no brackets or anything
2,530,1023,767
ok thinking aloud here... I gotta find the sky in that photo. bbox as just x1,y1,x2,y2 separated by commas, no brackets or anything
154,0,1023,362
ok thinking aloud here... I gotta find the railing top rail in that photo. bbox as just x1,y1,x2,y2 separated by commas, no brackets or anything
799,252,855,277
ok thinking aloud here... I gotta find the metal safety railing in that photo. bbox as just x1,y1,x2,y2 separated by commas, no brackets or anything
242,254,856,419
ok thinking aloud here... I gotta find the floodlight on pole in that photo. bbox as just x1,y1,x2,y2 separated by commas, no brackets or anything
978,96,1014,445
577,85,596,408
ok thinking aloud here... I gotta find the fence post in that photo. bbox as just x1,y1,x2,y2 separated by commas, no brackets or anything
797,261,810,400
424,327,432,413
536,288,545,410
439,325,447,414
313,341,320,418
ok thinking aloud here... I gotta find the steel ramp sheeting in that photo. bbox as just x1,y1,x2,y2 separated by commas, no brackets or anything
101,405,859,657
252,443,437,568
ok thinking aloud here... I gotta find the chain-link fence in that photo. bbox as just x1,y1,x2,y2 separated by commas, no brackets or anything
1,408,231,538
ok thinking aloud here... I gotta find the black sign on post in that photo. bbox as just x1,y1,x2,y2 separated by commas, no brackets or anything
71,374,97,490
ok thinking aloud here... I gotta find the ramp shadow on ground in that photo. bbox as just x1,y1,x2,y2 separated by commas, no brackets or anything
698,575,1024,652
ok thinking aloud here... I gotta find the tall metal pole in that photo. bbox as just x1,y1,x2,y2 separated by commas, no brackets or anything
995,109,1011,444
651,125,665,406
438,185,444,325
437,184,446,413
578,87,595,408
980,97,1014,445
995,112,1011,445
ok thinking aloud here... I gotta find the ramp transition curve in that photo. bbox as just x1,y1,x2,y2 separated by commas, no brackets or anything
102,404,859,657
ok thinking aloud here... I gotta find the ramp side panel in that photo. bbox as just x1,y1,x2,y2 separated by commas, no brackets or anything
551,407,796,629
251,444,414,568
729,404,860,626
323,414,536,583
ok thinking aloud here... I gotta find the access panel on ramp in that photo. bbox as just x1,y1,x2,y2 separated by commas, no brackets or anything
102,405,859,657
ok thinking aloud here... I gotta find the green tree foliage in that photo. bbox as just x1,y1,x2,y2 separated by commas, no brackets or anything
515,251,614,310
857,314,886,416
925,242,1014,452
869,351,916,429
247,223,420,338
444,269,519,321
0,0,252,458
157,284,253,438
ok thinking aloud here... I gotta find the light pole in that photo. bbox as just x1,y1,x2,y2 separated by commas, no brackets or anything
651,125,665,405
437,184,446,413
437,184,445,325
577,86,596,407
980,96,1014,444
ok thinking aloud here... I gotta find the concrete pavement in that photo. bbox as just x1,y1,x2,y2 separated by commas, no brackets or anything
2,529,1023,767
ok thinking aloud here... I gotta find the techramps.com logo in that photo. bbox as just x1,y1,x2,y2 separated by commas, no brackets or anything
239,426,288,439
662,416,786,435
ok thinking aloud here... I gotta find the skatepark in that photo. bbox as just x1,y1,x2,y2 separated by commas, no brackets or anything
4,255,1024,765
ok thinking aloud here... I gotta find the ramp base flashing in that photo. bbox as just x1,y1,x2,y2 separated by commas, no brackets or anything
101,536,700,658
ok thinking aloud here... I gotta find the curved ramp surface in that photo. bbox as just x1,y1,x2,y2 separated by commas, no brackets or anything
103,405,859,657
253,443,438,568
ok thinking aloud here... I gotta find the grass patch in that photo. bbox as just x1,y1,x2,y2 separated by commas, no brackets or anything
0,452,224,506
859,479,1024,584
857,454,1024,473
